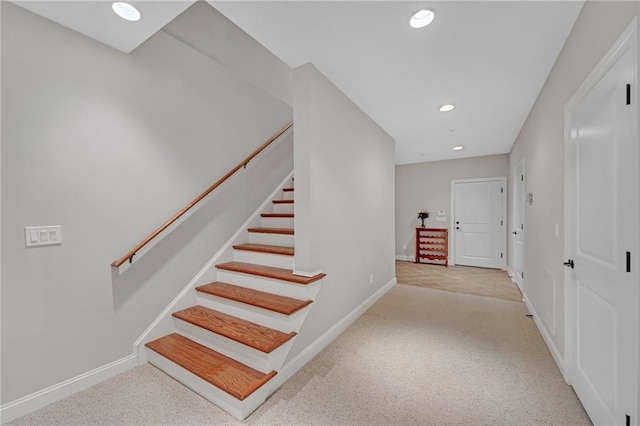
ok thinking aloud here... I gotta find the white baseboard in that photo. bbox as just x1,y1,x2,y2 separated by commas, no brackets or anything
523,293,567,381
0,354,138,424
506,266,524,293
506,265,514,279
271,277,396,389
395,255,413,262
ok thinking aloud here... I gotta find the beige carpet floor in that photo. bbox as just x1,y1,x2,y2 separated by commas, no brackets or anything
396,260,523,302
8,284,590,425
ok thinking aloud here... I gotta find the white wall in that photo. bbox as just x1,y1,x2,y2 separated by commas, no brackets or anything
165,2,293,106
1,2,293,404
507,1,639,363
395,155,508,260
289,63,395,360
0,0,3,407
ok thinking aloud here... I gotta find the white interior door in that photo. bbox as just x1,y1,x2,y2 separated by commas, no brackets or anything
453,179,505,269
513,159,525,290
565,21,638,426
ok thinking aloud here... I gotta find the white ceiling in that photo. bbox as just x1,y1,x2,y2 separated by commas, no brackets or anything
12,1,195,53
12,1,584,165
211,1,584,164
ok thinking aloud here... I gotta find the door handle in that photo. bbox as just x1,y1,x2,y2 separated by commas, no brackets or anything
455,221,460,224
456,226,460,230
563,259,574,269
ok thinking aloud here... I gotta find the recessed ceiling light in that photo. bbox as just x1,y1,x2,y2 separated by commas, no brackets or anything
410,9,435,29
453,145,464,151
112,2,141,21
439,104,455,112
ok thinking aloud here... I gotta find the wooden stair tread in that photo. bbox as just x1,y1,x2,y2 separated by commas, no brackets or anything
173,306,295,353
146,333,276,401
282,188,294,192
272,199,294,204
261,213,294,218
197,282,312,315
233,243,294,256
216,261,326,285
247,228,294,235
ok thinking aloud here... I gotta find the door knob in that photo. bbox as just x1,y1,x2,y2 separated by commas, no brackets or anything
456,226,460,230
512,231,517,235
456,221,460,224
563,259,574,269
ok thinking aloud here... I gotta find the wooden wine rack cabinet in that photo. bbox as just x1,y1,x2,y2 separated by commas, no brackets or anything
415,227,448,267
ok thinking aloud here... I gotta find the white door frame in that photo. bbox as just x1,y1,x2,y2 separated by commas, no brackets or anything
450,177,507,269
563,16,639,421
512,158,526,290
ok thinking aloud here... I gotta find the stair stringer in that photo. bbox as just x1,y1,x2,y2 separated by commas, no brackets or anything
132,170,294,364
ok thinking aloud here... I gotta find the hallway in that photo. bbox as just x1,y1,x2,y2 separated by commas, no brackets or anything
10,280,590,425
396,260,522,302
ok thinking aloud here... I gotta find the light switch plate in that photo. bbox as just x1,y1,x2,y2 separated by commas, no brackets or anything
25,226,62,247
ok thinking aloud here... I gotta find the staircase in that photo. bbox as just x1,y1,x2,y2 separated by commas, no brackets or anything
144,181,325,420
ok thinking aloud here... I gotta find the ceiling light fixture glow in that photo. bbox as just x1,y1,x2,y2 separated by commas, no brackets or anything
439,104,455,112
112,2,141,21
410,9,435,29
453,145,464,151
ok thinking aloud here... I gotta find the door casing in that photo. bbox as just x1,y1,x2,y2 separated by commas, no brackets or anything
513,158,525,291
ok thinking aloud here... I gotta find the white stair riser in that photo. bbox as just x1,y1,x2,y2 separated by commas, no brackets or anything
146,349,271,421
216,270,322,300
261,217,295,228
196,292,309,333
234,250,293,269
281,191,294,200
272,203,294,214
248,232,294,247
173,318,292,374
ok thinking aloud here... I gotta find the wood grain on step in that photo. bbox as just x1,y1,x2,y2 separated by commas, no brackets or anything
173,306,295,353
197,282,312,315
261,213,294,218
145,333,276,401
272,199,294,204
247,228,294,235
233,243,294,256
216,261,326,285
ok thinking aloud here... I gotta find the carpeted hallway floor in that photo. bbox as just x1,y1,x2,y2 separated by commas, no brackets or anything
396,260,523,302
9,277,590,425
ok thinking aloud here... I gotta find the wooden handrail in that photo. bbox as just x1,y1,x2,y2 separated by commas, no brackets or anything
111,122,294,268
